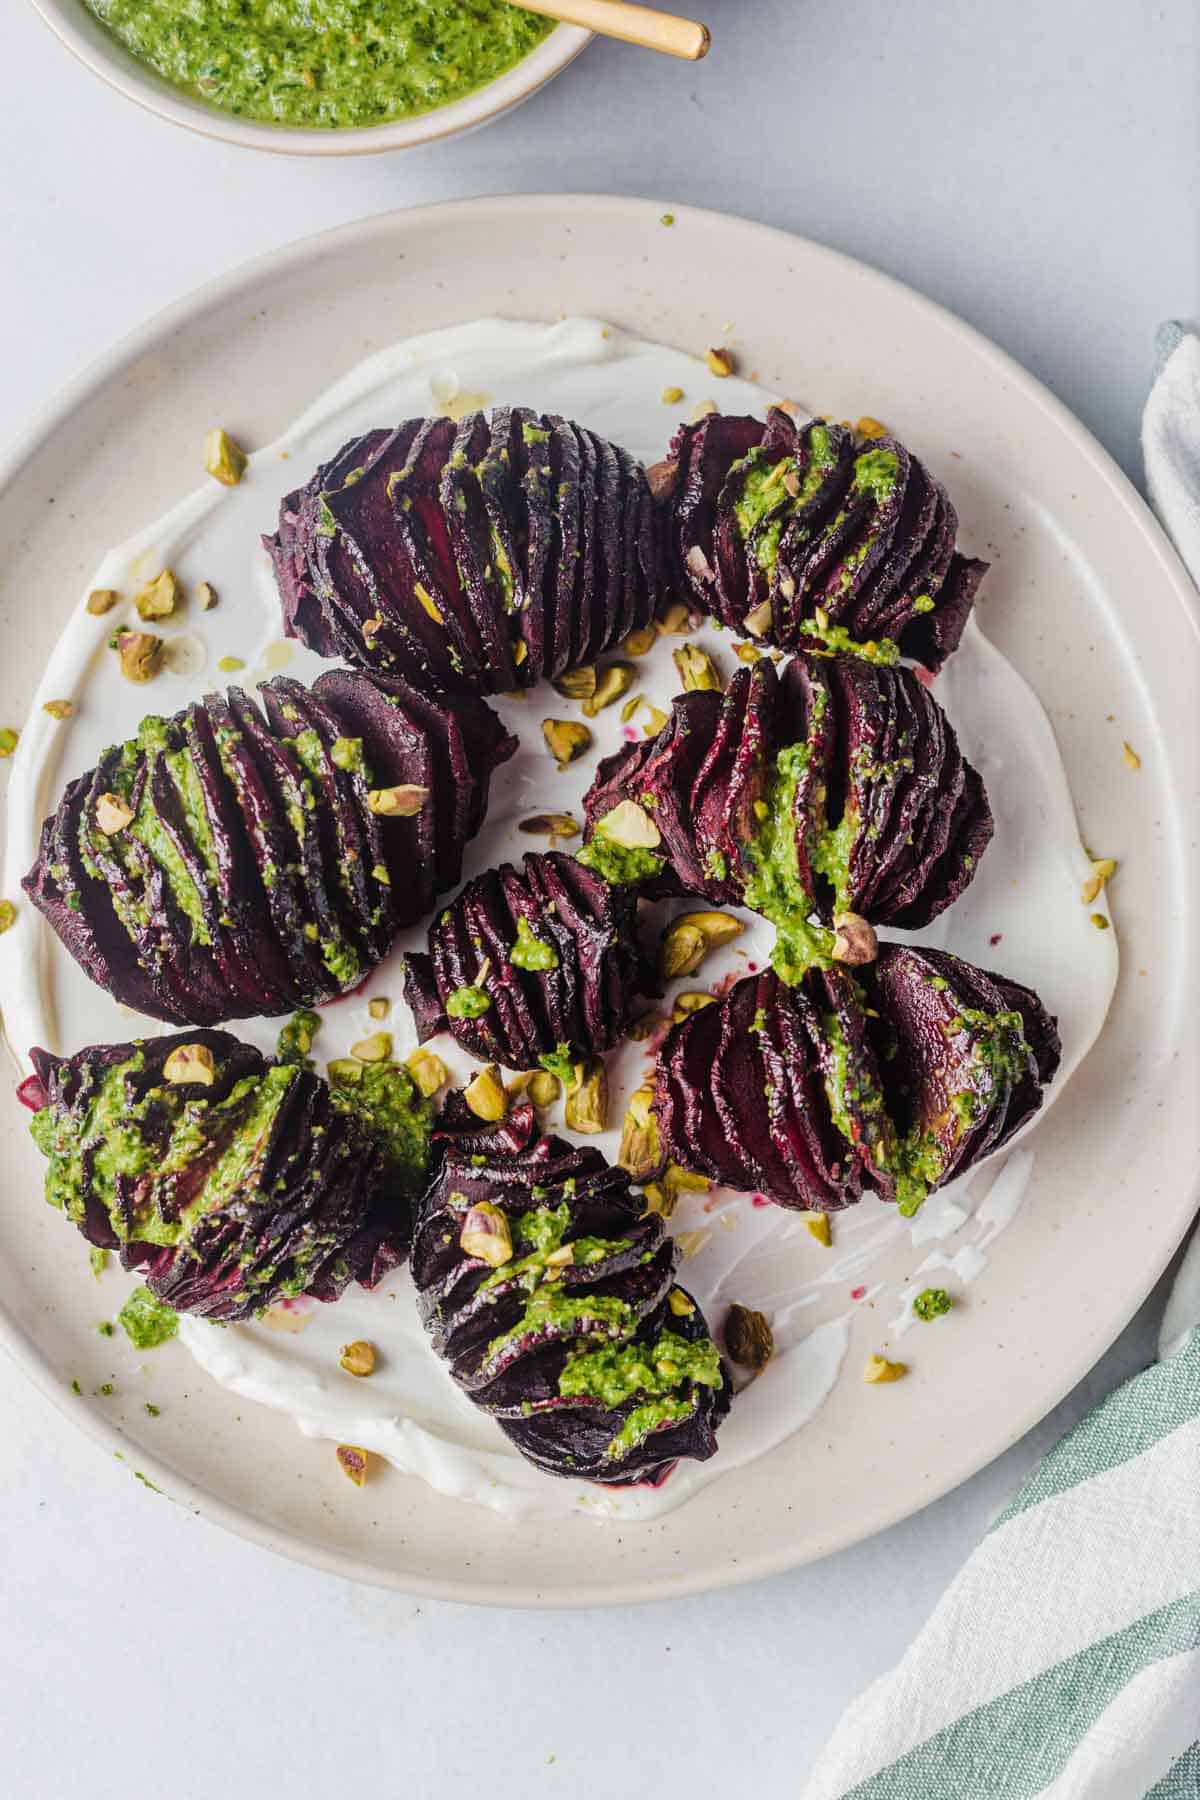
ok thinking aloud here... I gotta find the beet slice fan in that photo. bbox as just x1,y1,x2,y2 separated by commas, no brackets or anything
583,653,993,965
265,409,659,695
410,1100,730,1484
23,671,515,1025
652,411,987,670
21,1030,430,1321
404,850,643,1073
653,948,1059,1217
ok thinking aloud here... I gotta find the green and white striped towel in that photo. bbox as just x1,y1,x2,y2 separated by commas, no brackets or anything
802,334,1200,1799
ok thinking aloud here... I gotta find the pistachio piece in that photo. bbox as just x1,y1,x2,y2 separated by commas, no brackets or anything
518,812,580,839
659,910,743,979
619,694,643,724
831,911,879,966
368,784,428,816
662,1162,711,1200
691,399,718,422
367,996,390,1021
657,600,693,634
542,719,592,770
617,1085,661,1182
667,1288,696,1318
641,1181,672,1218
1122,740,1141,771
86,588,120,617
350,1031,392,1063
326,1057,364,1085
594,799,661,852
42,698,76,721
528,1070,561,1107
673,643,722,692
404,1048,448,1098
1091,912,1110,930
552,664,598,702
114,630,163,683
661,385,685,405
196,580,218,611
162,1042,216,1086
336,1444,370,1486
855,416,887,441
0,899,17,934
734,641,762,664
414,583,444,625
641,704,670,737
863,1354,908,1384
205,427,248,487
460,1200,513,1267
1080,857,1117,905
339,1340,377,1378
626,1010,664,1042
544,1244,575,1274
645,458,678,502
564,1057,608,1133
95,792,134,836
0,727,18,758
464,1064,508,1123
705,347,735,379
672,990,716,1021
804,1214,833,1247
724,1303,773,1370
134,569,179,621
912,1287,952,1322
622,624,658,657
743,598,774,637
217,655,245,673
582,663,636,717
513,638,528,667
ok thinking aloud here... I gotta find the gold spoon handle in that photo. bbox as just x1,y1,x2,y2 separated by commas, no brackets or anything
512,0,710,61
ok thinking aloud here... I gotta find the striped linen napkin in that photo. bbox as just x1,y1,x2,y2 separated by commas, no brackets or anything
802,333,1200,1799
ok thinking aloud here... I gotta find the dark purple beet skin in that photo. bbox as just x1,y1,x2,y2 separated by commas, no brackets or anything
410,1100,730,1484
21,672,515,1025
651,410,987,670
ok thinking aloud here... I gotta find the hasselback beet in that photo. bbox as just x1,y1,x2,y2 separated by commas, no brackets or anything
653,946,1060,1217
652,411,986,670
266,409,658,695
23,1030,429,1320
22,670,515,1025
410,1101,730,1483
403,850,643,1072
583,654,992,973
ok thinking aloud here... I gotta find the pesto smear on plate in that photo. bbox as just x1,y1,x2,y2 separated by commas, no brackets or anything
83,0,554,131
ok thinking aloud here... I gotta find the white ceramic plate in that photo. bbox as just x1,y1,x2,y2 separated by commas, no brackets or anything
1,196,1198,1605
26,1,590,156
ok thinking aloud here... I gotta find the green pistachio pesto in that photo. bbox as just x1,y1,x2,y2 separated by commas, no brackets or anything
447,983,492,1019
509,914,559,972
276,1008,322,1067
802,616,901,664
731,425,839,575
82,0,554,132
537,1045,579,1087
327,1060,432,1190
744,742,836,983
576,839,664,886
118,1286,179,1350
559,1331,722,1410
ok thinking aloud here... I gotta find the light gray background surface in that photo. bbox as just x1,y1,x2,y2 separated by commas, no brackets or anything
1,3,1196,1795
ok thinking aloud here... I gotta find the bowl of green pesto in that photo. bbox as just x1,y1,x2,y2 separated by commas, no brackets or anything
29,0,591,153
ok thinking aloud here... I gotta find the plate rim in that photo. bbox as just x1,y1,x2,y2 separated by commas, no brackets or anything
2,194,1198,1608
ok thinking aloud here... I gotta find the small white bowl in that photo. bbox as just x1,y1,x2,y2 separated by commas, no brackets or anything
27,0,591,156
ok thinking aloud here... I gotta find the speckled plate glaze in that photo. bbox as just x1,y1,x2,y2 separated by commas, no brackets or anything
1,197,1198,1606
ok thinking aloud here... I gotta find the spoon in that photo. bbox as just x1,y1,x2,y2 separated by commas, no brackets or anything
508,0,710,61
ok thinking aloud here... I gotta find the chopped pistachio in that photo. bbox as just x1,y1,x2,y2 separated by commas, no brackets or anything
95,792,134,836
582,663,636,717
196,581,218,612
627,1010,664,1042
743,599,774,638
1080,857,1117,905
618,1086,661,1182
367,996,390,1021
660,212,675,226
705,347,735,378
641,1181,672,1217
564,1058,608,1133
1122,740,1141,771
552,664,598,702
673,643,721,692
0,727,19,758
0,899,16,934
326,1057,364,1085
805,1214,833,1247
663,1163,711,1201
831,911,879,966
460,1200,513,1267
661,385,685,405
367,784,428,817
641,705,669,738
414,583,444,625
657,600,693,634
659,909,743,979
336,1444,370,1486
863,1354,908,1384
512,638,528,667
912,1287,952,1322
543,1244,574,1277
43,698,76,720
339,1340,377,1378
673,990,717,1018
724,1303,773,1369
205,427,248,486
404,1048,448,1098
1091,912,1111,930
855,416,887,440
216,654,245,673
464,1064,508,1123
86,587,120,617
162,1042,216,1086
528,1070,561,1108
691,399,719,422
619,694,643,724
622,624,658,657
542,719,593,770
668,1288,695,1317
134,569,179,621
518,812,581,839
592,798,661,851
350,1031,392,1063
734,641,762,664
